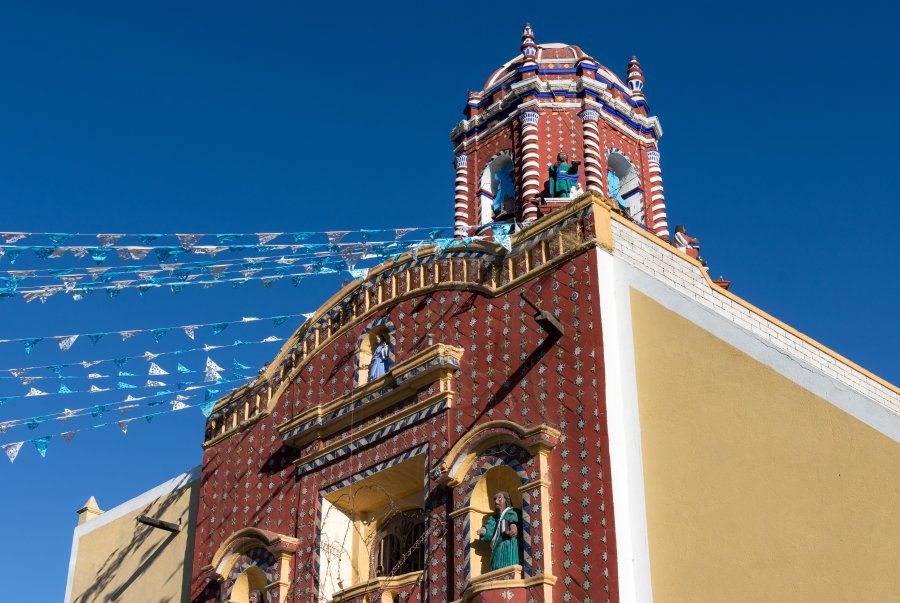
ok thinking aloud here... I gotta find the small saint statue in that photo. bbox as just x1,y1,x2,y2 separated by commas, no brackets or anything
548,152,581,198
249,590,265,603
673,224,700,259
492,163,516,218
476,491,520,570
368,334,390,380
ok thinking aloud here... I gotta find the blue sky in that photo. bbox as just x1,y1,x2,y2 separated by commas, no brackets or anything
0,2,897,599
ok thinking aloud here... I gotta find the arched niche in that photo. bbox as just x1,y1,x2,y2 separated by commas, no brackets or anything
230,565,268,602
355,318,397,386
203,527,298,603
478,151,515,224
607,150,644,222
469,465,524,577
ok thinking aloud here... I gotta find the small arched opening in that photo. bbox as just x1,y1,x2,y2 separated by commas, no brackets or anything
607,151,644,222
230,565,268,602
479,152,516,224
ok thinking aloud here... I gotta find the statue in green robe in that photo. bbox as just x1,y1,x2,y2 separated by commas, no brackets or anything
476,491,520,570
548,152,582,198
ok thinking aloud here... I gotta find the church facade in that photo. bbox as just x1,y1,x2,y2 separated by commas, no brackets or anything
66,25,900,603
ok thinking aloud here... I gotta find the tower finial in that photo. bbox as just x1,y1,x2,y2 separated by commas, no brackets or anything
627,56,646,100
521,22,537,67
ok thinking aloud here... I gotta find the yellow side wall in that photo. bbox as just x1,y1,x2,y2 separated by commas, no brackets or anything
70,479,198,603
630,290,900,602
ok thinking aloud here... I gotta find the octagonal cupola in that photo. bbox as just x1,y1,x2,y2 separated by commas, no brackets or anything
450,24,669,241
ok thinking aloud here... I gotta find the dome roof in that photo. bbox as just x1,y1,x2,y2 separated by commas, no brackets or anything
481,41,627,94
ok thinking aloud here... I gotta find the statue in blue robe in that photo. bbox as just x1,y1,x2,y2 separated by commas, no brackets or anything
368,335,390,380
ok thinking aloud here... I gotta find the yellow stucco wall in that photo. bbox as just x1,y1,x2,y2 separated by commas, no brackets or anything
630,290,900,602
70,477,198,603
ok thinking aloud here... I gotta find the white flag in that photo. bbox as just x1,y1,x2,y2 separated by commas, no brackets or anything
2,442,23,463
97,234,124,247
204,357,224,382
257,233,282,245
148,362,169,376
56,335,79,352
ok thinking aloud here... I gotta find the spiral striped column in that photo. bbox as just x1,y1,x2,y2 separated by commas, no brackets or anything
646,149,669,238
578,108,603,194
519,109,541,222
454,153,469,235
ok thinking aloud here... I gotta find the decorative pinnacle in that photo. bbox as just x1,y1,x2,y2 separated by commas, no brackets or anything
627,56,645,97
521,22,537,66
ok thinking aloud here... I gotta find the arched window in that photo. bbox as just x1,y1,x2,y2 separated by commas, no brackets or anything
607,151,644,222
479,152,515,224
372,510,425,577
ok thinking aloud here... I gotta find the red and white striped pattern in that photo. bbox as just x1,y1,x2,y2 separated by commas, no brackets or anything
579,109,603,194
454,153,469,235
519,110,541,222
646,149,669,238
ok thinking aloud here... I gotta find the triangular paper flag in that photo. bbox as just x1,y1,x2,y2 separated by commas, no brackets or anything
176,233,202,249
32,436,51,458
151,328,170,343
183,326,197,340
3,441,24,463
56,334,79,352
257,233,281,245
148,362,169,376
97,234,124,247
61,430,78,444
23,338,42,354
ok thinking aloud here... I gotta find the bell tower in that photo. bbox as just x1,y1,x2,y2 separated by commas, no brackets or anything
451,24,669,239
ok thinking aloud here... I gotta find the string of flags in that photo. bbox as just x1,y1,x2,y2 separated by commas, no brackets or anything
0,312,301,352
0,228,457,265
0,372,251,435
0,222,521,464
0,226,449,249
0,355,262,406
0,334,291,394
1,394,230,463
0,224,513,303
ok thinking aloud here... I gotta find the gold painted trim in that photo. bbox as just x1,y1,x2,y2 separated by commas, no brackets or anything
455,566,558,603
294,391,452,468
329,570,422,601
277,344,463,448
440,420,561,487
204,527,299,577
